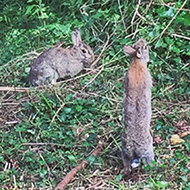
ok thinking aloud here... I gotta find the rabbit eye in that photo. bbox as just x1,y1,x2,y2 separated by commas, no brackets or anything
82,49,86,53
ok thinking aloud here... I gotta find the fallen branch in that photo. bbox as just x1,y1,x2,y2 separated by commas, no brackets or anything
0,70,95,92
54,142,104,190
0,86,30,92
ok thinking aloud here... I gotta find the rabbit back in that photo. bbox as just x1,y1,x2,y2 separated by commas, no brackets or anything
29,45,64,86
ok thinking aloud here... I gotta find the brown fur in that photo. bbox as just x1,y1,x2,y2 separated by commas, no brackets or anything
29,28,95,86
127,59,145,88
121,39,154,174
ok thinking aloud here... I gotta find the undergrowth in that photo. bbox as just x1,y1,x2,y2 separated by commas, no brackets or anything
0,0,190,189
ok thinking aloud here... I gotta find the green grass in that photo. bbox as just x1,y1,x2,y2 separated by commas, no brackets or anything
0,0,190,189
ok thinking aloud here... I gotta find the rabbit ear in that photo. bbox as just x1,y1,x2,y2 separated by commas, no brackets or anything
72,28,82,46
122,45,136,55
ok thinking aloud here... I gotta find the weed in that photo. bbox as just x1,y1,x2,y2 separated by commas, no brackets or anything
0,0,190,189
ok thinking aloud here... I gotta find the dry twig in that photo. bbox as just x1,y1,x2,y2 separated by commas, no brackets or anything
54,142,104,190
0,87,30,92
171,33,190,41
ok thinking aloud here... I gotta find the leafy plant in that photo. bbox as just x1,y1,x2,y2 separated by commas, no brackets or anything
0,0,190,189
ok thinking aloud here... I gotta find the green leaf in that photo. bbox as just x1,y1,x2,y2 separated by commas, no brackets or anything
155,39,165,48
156,181,169,188
0,155,4,162
82,141,89,147
180,175,187,182
120,38,128,44
21,138,27,143
27,130,35,135
115,174,123,181
25,5,36,15
41,95,51,109
172,46,180,54
93,121,98,127
26,156,33,162
114,14,120,21
87,156,95,165
59,24,72,34
175,151,184,159
68,154,76,162
165,37,173,45
27,0,34,3
76,105,83,112
183,134,190,142
109,50,115,56
155,125,162,130
64,107,72,113
162,8,175,17
25,67,30,73
40,168,47,178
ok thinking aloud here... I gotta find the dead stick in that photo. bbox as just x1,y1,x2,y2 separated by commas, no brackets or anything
0,86,30,92
54,142,104,190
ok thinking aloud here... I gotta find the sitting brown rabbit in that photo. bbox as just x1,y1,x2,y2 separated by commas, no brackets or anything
121,39,154,174
29,28,95,86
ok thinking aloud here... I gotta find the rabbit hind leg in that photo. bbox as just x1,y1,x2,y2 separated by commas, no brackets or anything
121,150,132,175
142,146,154,166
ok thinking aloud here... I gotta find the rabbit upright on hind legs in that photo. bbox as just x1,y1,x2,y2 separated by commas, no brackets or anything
121,39,154,175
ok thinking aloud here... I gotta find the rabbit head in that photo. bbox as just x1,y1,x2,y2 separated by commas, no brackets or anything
122,39,149,66
71,28,95,66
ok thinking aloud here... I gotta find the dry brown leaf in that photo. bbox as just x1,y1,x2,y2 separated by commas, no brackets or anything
176,121,187,129
161,154,171,159
154,134,162,144
178,131,190,138
176,121,190,137
171,134,184,145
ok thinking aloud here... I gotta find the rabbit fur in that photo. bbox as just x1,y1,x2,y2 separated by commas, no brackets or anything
121,39,154,174
29,28,95,86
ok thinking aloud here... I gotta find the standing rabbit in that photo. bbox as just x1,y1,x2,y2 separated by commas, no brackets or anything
121,39,154,174
29,28,95,86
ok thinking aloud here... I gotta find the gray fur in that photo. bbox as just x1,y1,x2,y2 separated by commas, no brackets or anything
29,28,95,86
121,39,154,174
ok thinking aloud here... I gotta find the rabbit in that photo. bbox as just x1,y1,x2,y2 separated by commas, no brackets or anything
121,39,154,174
29,28,95,86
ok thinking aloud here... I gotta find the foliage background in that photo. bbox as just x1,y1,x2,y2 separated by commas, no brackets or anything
0,0,189,189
